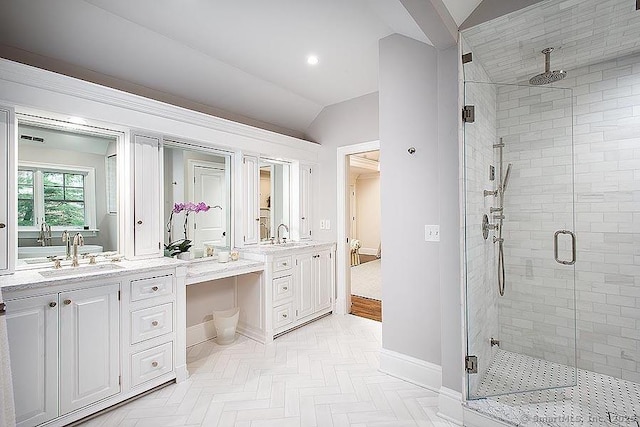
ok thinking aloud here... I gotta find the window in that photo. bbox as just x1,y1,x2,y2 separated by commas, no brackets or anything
18,163,96,230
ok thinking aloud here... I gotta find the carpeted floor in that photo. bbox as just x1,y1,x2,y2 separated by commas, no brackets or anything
350,258,381,301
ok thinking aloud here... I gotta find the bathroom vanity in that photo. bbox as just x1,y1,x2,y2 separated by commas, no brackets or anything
0,58,334,427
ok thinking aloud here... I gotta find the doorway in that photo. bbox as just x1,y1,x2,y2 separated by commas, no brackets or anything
335,140,380,320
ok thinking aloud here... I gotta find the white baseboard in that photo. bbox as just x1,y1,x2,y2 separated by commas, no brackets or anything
379,348,442,393
186,320,265,347
437,387,463,425
186,320,216,347
359,247,379,256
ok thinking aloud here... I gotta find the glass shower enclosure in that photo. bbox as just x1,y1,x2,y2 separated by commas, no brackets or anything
463,81,577,398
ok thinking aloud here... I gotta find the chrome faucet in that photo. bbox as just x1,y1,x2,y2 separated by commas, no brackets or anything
276,223,289,244
71,232,84,267
61,230,72,260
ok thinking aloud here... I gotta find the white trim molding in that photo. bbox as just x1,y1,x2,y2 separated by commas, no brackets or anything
336,140,379,315
463,406,513,427
438,387,463,425
379,348,442,392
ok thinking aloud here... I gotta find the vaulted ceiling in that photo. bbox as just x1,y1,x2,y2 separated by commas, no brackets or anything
0,0,481,140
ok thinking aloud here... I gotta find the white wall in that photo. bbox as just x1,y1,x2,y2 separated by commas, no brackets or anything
306,92,379,243
379,34,441,365
355,173,380,254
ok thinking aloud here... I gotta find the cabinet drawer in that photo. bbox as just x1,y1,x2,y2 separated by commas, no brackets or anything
131,303,173,344
272,275,293,304
131,342,173,387
273,255,293,273
131,275,173,302
273,302,294,330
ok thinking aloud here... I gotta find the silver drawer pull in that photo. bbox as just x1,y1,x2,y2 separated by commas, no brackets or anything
282,262,287,266
282,286,288,291
0,223,5,229
151,361,158,368
152,286,159,292
282,314,287,318
64,299,72,305
49,302,57,308
152,320,159,327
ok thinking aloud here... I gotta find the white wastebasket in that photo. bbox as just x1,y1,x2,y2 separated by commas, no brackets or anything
212,307,240,345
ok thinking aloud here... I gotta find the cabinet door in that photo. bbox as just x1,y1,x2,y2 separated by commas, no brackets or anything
0,105,14,274
299,164,312,239
6,294,58,427
243,155,259,245
133,133,162,256
59,284,120,414
315,250,333,312
296,253,314,319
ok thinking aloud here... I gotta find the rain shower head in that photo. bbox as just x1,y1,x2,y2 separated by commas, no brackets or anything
502,163,512,193
529,47,566,85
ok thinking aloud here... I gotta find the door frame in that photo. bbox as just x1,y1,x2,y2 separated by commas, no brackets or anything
335,140,379,315
186,159,226,246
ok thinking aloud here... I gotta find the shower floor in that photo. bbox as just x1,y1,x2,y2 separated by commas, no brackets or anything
466,350,640,426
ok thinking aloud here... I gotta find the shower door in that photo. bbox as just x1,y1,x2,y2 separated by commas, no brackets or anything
463,81,577,398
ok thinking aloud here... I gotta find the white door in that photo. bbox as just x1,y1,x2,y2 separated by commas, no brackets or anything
243,155,259,245
315,250,332,312
191,164,226,248
296,253,314,319
0,106,14,273
59,284,120,414
6,294,58,427
133,133,161,257
299,165,312,239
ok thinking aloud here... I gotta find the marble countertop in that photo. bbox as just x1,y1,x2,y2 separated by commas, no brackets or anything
0,257,182,293
185,258,264,285
239,241,335,256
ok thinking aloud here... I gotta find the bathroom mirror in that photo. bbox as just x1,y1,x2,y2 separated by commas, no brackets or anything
259,159,290,242
16,121,119,265
163,143,232,256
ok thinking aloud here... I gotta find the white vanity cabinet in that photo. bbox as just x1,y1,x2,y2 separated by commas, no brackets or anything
299,164,313,239
253,243,335,339
0,105,15,274
242,154,260,245
133,133,162,257
6,283,120,427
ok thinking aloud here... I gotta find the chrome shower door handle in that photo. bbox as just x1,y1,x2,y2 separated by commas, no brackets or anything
554,230,576,265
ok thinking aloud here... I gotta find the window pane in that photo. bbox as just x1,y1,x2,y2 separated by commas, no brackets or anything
44,201,84,226
43,172,63,186
65,188,84,201
17,200,34,226
44,186,64,200
18,185,33,198
18,170,33,185
65,174,84,188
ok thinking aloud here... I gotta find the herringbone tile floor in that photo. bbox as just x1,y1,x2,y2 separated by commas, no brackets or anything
82,314,453,426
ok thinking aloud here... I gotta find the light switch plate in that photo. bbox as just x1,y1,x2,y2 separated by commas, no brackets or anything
320,220,325,230
425,225,440,242
325,219,330,230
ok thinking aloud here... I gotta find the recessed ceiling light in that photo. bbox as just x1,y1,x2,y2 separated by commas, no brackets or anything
307,55,319,66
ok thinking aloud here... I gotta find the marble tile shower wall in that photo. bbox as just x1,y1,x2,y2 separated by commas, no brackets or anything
462,42,500,395
497,53,640,383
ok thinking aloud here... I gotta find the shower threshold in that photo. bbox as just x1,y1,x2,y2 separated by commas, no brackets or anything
466,350,639,426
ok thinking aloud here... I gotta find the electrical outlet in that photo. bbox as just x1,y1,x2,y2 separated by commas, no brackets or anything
425,225,440,242
320,220,325,230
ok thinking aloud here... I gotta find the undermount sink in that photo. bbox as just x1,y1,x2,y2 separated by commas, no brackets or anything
39,263,124,278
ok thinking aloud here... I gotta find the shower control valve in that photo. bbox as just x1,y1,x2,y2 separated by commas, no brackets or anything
489,207,503,213
492,237,504,244
492,214,505,220
484,189,498,197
